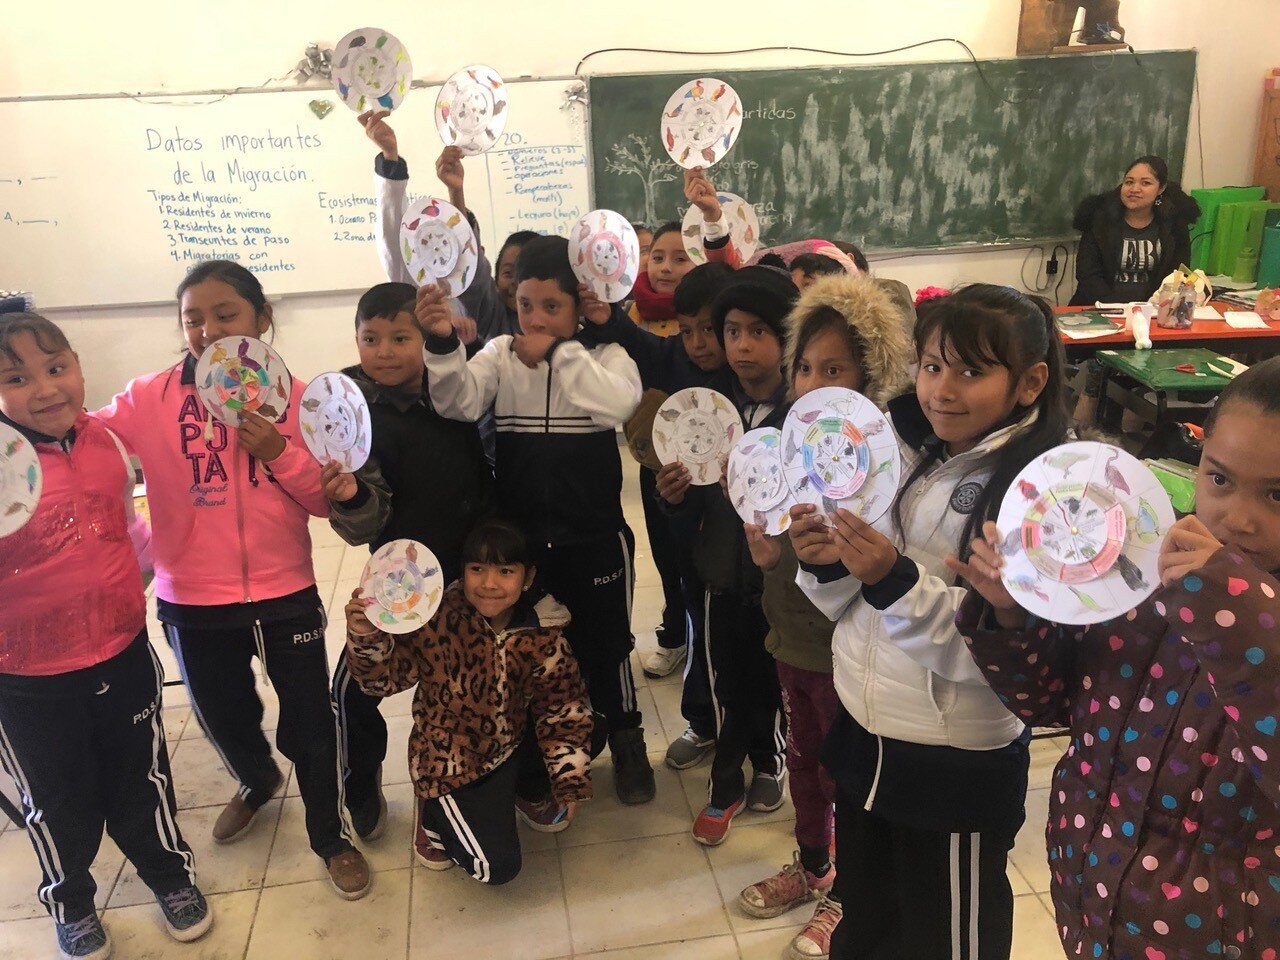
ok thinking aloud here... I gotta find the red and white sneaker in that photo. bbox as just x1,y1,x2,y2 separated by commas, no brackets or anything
787,894,843,959
692,798,745,846
739,852,834,918
515,796,573,834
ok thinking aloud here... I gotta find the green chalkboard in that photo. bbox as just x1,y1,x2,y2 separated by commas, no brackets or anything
588,50,1196,251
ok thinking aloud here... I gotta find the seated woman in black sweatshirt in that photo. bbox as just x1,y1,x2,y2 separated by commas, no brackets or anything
1069,155,1200,305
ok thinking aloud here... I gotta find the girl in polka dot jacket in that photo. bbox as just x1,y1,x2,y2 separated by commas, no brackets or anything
952,356,1280,960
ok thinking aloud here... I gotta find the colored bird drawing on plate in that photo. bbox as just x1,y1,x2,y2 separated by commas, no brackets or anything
0,423,42,538
300,372,373,472
194,336,291,428
652,388,743,486
360,539,444,635
995,441,1175,626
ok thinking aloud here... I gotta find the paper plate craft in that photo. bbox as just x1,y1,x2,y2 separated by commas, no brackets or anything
682,192,760,265
661,77,743,169
399,197,479,295
0,422,42,538
360,539,444,635
331,28,412,114
195,336,291,428
568,210,640,303
781,387,899,524
728,427,795,535
434,64,509,156
651,387,744,486
299,372,372,472
996,441,1176,626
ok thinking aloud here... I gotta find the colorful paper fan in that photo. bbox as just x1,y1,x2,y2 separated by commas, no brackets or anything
682,192,760,264
194,336,291,428
651,387,744,486
332,28,412,113
299,372,372,472
780,387,899,524
0,421,42,539
399,197,479,296
727,427,795,535
661,77,743,169
434,64,509,156
568,210,641,304
360,539,445,635
996,441,1176,625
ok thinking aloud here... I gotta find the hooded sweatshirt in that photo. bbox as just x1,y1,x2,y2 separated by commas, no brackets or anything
93,355,328,609
764,276,914,673
1,413,148,676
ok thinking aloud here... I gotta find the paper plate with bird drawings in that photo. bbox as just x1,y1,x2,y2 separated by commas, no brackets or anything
299,373,372,472
568,210,640,303
661,78,743,169
195,336,291,428
0,422,42,538
682,193,760,265
434,64,509,156
332,28,412,114
400,197,478,295
651,387,744,486
360,539,444,635
781,387,899,524
996,441,1176,626
728,428,795,535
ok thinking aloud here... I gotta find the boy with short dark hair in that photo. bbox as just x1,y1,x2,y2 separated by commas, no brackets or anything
654,266,799,845
415,237,656,805
584,261,734,771
322,281,492,852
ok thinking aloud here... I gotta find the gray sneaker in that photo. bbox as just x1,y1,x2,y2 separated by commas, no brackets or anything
664,727,715,770
157,886,213,942
56,914,111,960
747,770,787,812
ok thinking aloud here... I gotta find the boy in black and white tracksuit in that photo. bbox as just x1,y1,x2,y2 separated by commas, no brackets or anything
418,235,655,804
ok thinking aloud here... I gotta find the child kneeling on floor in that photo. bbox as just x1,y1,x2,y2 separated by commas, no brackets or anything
342,519,593,882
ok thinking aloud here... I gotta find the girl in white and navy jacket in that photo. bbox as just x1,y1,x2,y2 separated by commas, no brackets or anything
787,285,1070,960
414,237,656,806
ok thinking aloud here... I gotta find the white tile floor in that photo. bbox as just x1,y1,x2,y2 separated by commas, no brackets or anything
0,469,1068,959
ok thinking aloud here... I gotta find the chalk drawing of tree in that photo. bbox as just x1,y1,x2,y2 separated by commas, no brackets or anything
604,134,677,226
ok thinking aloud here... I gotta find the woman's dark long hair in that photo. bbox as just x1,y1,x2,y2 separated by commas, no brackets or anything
891,284,1070,560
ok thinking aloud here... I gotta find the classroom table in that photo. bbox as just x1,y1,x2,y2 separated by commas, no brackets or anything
1093,347,1238,427
1056,302,1280,362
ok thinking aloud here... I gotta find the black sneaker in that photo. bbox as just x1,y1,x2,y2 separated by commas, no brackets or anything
55,914,111,960
349,768,388,841
156,886,213,942
609,728,656,805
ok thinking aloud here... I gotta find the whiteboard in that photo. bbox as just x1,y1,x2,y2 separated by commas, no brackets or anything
0,80,590,308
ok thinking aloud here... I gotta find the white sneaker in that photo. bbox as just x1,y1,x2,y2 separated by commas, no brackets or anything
642,645,687,679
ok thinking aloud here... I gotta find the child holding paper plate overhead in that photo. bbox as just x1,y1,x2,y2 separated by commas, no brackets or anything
952,356,1280,960
786,284,1070,960
343,519,593,881
0,311,212,959
93,260,373,901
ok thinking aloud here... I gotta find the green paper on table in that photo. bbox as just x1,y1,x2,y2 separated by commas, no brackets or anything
1097,348,1246,390
1145,458,1197,514
1056,313,1122,338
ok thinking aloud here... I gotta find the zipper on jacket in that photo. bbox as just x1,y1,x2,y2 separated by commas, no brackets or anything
864,733,885,811
863,640,877,730
232,449,251,602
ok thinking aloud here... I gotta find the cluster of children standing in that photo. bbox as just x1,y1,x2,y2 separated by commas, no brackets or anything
2,121,1279,960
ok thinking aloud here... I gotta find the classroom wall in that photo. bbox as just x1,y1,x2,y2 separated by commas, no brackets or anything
4,0,1276,405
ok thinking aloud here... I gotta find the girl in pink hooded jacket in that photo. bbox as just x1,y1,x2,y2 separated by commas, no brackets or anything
94,260,371,900
1,311,211,959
